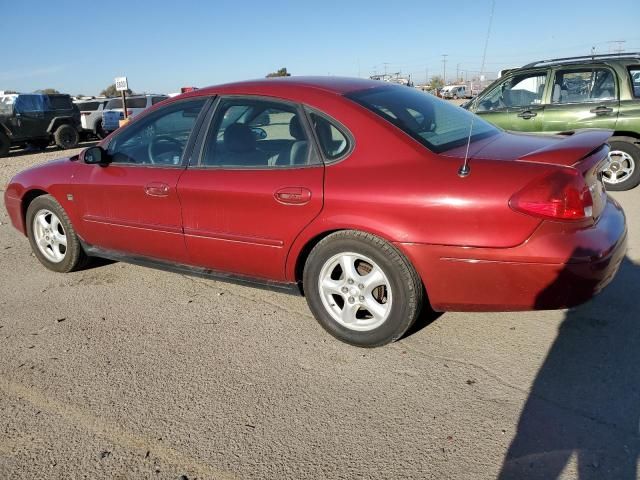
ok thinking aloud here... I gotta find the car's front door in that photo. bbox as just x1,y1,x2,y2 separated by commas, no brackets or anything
541,66,620,133
72,97,209,262
473,70,548,132
177,97,324,281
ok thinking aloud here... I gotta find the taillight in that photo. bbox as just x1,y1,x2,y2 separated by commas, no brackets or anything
81,111,90,116
509,168,593,221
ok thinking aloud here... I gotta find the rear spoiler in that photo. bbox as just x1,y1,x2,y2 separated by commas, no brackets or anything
518,129,612,167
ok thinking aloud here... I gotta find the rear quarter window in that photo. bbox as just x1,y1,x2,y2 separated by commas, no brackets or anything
48,96,73,110
76,101,100,111
127,97,148,109
629,67,640,98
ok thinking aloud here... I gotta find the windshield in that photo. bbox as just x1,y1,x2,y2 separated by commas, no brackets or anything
345,85,499,153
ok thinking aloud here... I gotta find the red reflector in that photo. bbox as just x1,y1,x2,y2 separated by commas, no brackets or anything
509,169,594,221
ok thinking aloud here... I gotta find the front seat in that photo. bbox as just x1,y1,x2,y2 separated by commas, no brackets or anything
282,115,309,165
221,124,268,166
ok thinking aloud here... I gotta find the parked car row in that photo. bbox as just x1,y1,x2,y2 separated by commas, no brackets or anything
100,94,168,133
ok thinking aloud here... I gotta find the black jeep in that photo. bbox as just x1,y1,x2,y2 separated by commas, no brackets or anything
0,93,81,157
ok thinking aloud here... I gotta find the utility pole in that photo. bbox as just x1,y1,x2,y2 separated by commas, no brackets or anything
383,62,390,77
442,54,448,84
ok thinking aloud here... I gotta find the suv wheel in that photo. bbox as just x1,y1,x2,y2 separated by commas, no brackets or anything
303,230,424,347
0,132,9,157
54,124,79,149
603,138,640,191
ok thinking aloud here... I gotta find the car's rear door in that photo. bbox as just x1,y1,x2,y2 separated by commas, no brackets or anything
72,97,210,262
177,96,324,281
541,66,620,133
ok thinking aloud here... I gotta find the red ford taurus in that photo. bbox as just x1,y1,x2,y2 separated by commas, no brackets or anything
4,77,627,346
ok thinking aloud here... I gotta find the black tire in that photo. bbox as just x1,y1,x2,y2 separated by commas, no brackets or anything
95,120,106,139
303,230,424,347
26,195,88,273
0,132,9,157
604,138,640,191
53,124,79,149
29,138,50,151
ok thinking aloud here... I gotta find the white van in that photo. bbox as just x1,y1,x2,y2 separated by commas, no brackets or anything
441,85,467,99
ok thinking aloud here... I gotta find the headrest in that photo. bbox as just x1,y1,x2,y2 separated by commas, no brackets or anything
224,124,255,153
289,115,305,140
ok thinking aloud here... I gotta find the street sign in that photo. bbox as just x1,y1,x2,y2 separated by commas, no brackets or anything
115,77,129,92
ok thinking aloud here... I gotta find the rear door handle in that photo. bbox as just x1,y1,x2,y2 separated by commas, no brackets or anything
517,110,537,119
145,182,170,197
590,105,614,116
274,187,312,205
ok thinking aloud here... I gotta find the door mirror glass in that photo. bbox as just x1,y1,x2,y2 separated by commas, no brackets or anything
84,146,107,164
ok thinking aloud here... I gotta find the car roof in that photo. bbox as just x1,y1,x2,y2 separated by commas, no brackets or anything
194,76,386,97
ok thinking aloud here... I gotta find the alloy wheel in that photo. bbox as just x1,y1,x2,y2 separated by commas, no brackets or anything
603,150,635,185
33,209,67,263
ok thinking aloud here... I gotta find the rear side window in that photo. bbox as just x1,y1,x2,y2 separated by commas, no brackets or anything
629,67,640,98
14,95,46,113
152,96,167,105
49,96,73,110
551,68,616,103
308,112,350,160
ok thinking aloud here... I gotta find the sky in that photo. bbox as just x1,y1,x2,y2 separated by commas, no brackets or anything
1,0,639,95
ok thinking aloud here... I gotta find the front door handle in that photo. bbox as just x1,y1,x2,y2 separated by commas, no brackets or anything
590,105,614,116
144,182,170,197
274,187,312,205
517,110,537,119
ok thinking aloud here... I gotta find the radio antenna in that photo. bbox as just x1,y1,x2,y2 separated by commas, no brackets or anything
459,0,495,177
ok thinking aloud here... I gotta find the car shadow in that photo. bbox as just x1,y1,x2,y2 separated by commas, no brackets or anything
498,256,640,479
402,289,444,339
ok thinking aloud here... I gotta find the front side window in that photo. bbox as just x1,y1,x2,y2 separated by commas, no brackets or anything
346,85,498,153
107,98,206,166
14,94,46,113
308,112,350,160
551,68,616,104
476,71,547,111
202,99,315,167
629,67,640,98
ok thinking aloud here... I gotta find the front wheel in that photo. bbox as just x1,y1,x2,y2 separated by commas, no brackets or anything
303,231,424,347
26,195,88,273
603,139,640,191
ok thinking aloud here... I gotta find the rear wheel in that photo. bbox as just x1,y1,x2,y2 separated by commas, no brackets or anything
54,124,79,149
26,195,88,273
603,139,640,191
0,132,10,157
303,231,424,347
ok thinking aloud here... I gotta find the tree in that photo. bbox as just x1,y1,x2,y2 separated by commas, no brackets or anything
35,88,60,94
429,75,444,90
100,84,132,97
266,67,291,78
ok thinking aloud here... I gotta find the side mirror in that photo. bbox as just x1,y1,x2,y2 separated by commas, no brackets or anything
83,146,109,165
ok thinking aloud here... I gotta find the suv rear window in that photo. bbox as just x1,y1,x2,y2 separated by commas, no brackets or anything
629,67,640,98
346,85,498,153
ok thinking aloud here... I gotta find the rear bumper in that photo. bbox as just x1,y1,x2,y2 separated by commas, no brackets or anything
398,197,627,312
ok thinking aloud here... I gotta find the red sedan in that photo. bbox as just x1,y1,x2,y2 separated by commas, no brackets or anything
4,77,627,347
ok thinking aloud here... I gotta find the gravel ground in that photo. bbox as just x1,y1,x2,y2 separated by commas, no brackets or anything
1,143,639,480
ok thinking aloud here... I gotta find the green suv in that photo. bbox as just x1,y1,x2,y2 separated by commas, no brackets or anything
466,53,640,190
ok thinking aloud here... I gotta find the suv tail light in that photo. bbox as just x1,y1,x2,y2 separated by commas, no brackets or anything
509,168,594,221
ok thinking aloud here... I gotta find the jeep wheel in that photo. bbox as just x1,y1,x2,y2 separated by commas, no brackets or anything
54,124,79,149
0,132,9,157
603,139,640,191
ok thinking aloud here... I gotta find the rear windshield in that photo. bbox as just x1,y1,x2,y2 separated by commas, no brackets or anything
76,101,101,111
345,85,499,153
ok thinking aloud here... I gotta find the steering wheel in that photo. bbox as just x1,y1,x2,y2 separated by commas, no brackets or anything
147,135,184,165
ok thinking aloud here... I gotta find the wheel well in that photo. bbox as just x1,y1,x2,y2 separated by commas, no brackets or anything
21,189,48,227
293,229,343,290
612,132,640,145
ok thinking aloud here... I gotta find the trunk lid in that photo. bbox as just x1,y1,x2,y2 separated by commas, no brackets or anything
443,129,612,220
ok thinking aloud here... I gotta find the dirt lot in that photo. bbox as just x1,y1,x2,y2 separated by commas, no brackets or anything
1,144,639,480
